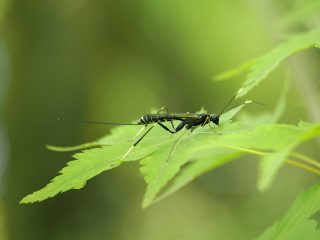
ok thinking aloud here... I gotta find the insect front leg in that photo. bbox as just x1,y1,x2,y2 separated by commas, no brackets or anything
208,122,222,135
185,123,200,133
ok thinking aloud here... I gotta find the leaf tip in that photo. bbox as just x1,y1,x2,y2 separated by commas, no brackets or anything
19,195,34,204
46,144,61,151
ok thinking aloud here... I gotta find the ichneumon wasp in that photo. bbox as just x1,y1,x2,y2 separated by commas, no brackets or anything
61,87,258,160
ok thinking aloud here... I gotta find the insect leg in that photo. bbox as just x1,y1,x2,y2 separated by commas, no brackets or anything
166,129,187,162
157,121,186,134
159,106,176,131
175,122,185,132
123,106,167,160
157,122,176,133
209,123,222,135
134,125,147,138
158,106,169,114
122,106,174,160
122,124,155,160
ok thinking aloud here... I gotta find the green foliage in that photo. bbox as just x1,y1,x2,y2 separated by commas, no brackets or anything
21,103,249,205
258,121,320,191
21,147,123,203
213,25,320,238
255,183,320,240
21,103,320,207
281,0,320,28
21,27,320,209
215,28,320,98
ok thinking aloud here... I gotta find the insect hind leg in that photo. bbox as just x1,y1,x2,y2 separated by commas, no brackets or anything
122,125,155,160
134,125,147,138
122,106,169,160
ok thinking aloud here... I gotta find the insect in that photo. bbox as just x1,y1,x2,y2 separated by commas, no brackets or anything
121,91,243,159
61,88,251,160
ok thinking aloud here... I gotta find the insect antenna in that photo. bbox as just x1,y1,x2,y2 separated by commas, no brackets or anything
58,118,141,126
217,84,265,116
217,92,238,117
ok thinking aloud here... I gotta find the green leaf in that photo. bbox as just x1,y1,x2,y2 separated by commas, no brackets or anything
21,146,125,203
140,139,191,208
140,120,320,207
258,122,320,192
21,103,250,204
21,121,177,203
258,149,291,192
139,102,254,208
219,100,253,123
214,28,320,98
256,183,320,240
239,79,289,125
214,58,258,81
153,149,243,205
46,123,144,152
21,100,320,206
281,0,320,28
46,142,99,152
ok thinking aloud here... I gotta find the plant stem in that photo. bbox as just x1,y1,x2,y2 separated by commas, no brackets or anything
224,145,320,175
291,152,320,169
286,159,320,175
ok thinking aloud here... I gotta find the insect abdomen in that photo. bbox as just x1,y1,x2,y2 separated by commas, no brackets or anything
138,114,172,124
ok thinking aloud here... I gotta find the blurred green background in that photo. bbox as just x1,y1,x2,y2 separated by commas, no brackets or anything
1,0,320,239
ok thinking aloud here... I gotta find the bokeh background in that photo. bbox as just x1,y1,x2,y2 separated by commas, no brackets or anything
1,0,320,239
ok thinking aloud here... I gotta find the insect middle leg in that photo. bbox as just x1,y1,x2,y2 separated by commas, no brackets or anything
156,121,185,134
165,129,187,162
158,106,176,132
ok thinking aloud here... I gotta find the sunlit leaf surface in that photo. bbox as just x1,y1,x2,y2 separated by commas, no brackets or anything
215,28,320,98
21,101,320,207
256,183,320,240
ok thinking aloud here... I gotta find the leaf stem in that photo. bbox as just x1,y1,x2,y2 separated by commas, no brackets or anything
291,152,320,169
224,145,266,156
285,159,320,175
223,145,320,175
